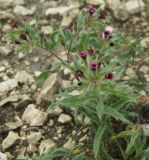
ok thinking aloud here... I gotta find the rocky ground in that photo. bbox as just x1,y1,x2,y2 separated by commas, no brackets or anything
0,0,149,159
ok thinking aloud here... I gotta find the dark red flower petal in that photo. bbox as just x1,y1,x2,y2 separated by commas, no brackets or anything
19,34,27,40
80,51,87,60
105,72,114,80
99,11,107,19
11,21,18,28
88,7,96,15
90,61,98,71
15,41,20,45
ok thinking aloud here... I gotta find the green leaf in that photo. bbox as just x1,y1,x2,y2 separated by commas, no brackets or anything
105,107,133,124
125,131,140,154
96,99,104,120
93,125,106,159
35,70,50,83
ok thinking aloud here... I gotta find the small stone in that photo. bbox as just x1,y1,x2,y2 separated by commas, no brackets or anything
36,73,62,104
86,0,104,5
126,68,136,78
13,5,34,15
15,71,34,84
0,66,6,72
58,114,72,124
48,107,63,117
63,138,75,148
32,57,39,63
45,6,74,16
2,131,19,150
27,132,42,144
39,139,56,154
0,0,24,8
0,152,7,160
139,66,149,74
41,26,53,35
125,0,144,15
0,79,18,96
22,104,48,126
141,37,149,48
0,46,12,56
27,144,37,152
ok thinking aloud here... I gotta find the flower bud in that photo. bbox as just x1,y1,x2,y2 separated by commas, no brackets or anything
19,34,27,40
104,30,110,38
90,61,98,71
80,51,87,60
88,47,94,56
88,7,96,15
75,70,84,77
99,11,107,20
105,72,114,80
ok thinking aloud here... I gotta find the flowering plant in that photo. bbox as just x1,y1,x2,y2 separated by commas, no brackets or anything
10,7,149,160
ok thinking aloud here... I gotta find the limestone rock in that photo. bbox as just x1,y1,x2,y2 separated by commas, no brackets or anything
27,132,42,144
86,0,104,5
48,107,63,117
13,5,34,15
22,104,48,126
125,0,144,15
0,46,12,56
107,0,129,21
0,79,18,96
2,131,19,150
15,71,34,84
41,26,53,35
36,73,62,104
0,152,7,160
0,0,24,8
39,139,56,154
63,138,75,148
58,114,72,124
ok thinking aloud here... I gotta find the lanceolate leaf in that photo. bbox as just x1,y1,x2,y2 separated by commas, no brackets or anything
125,131,140,155
105,107,133,125
93,125,106,159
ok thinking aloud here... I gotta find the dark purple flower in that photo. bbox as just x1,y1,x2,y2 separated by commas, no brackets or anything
88,47,94,56
99,11,107,19
80,51,87,60
90,61,98,71
105,72,114,80
11,21,18,28
75,70,84,77
104,30,110,38
19,34,27,40
21,16,28,21
88,7,96,15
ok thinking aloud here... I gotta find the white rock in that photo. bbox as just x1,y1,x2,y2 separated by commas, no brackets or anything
0,0,24,8
48,107,63,117
108,0,128,21
15,71,34,84
22,104,48,126
2,131,19,150
58,114,72,124
0,152,7,160
36,73,62,104
0,46,12,56
63,138,75,148
0,66,6,72
13,5,34,15
139,66,149,74
45,5,78,16
141,37,149,48
126,68,136,78
39,139,56,154
41,26,53,35
27,132,42,144
0,79,18,96
86,0,104,5
125,0,144,15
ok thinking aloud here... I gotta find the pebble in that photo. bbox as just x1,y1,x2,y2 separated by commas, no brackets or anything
13,5,34,15
0,152,7,160
2,131,19,150
41,26,53,35
39,139,56,154
58,114,72,124
22,104,48,126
